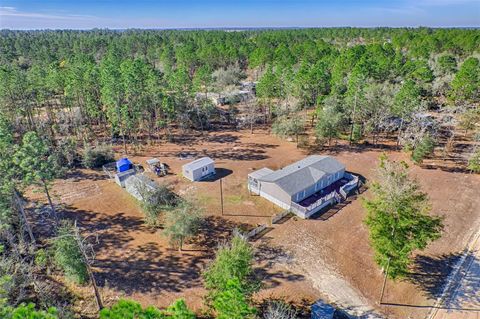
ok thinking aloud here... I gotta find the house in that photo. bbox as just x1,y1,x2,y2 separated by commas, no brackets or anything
248,155,358,219
182,157,215,181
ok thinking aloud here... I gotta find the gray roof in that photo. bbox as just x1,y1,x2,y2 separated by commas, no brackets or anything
182,157,214,171
258,155,345,196
248,168,274,179
146,158,160,165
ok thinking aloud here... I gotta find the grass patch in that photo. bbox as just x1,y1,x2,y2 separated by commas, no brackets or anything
196,192,216,206
225,194,244,204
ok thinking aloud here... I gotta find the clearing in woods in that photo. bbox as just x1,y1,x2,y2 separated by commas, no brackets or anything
29,128,480,319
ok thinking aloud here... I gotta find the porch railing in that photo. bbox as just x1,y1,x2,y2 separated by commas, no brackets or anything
290,190,340,215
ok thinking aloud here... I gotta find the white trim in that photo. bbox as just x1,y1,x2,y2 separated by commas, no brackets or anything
258,190,291,210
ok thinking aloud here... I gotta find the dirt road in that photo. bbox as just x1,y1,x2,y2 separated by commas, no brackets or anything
427,226,480,319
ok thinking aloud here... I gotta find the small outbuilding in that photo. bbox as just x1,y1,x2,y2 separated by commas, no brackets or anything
114,168,136,187
124,174,159,201
182,157,215,181
116,158,133,173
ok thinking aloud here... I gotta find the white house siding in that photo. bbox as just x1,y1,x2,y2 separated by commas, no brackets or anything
258,189,291,210
291,169,345,203
183,162,215,181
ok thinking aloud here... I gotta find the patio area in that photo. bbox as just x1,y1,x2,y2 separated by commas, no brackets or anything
297,178,350,208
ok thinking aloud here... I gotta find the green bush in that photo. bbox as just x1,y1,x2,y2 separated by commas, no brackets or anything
468,149,480,173
202,234,258,307
0,303,58,319
140,184,178,226
99,299,195,319
82,144,115,169
53,137,79,169
52,221,89,284
212,278,257,319
35,248,49,268
412,134,435,164
163,202,202,251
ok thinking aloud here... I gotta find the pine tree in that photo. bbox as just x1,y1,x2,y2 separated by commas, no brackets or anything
363,155,443,279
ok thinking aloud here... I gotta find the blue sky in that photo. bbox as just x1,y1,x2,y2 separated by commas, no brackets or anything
0,0,479,29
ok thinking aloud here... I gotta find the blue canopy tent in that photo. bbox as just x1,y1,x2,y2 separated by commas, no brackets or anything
116,158,133,173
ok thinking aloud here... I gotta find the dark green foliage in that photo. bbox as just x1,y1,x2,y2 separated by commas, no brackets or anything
140,184,178,226
14,131,58,187
82,144,115,169
163,201,202,251
409,60,434,83
212,278,257,319
0,303,58,319
468,148,480,173
437,55,457,74
411,134,435,164
100,299,164,319
14,131,58,216
393,80,421,118
315,97,346,145
163,299,196,319
450,57,480,103
203,234,258,307
99,299,195,319
52,137,79,169
271,116,305,142
52,221,89,284
363,155,443,279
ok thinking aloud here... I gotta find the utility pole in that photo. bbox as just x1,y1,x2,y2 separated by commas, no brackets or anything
220,178,224,216
73,221,103,311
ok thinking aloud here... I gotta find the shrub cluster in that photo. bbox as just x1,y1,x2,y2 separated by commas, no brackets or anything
82,144,115,169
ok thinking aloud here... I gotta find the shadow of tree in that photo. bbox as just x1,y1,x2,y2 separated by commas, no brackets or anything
189,215,251,251
254,240,305,289
93,244,207,294
57,205,210,294
206,133,240,144
408,252,480,309
60,169,110,182
306,141,399,156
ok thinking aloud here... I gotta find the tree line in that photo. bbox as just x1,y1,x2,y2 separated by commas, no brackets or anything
1,28,479,166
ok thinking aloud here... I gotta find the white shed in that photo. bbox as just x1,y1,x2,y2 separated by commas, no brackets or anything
182,157,215,181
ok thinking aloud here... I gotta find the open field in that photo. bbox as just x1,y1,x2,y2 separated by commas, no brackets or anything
28,127,480,318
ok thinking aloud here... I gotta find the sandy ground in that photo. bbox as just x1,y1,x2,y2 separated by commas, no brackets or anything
29,128,480,318
426,227,480,319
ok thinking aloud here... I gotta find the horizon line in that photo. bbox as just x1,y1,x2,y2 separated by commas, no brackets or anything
1,26,479,32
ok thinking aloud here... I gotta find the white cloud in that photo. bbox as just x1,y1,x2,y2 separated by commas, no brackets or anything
0,6,96,20
413,0,480,6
